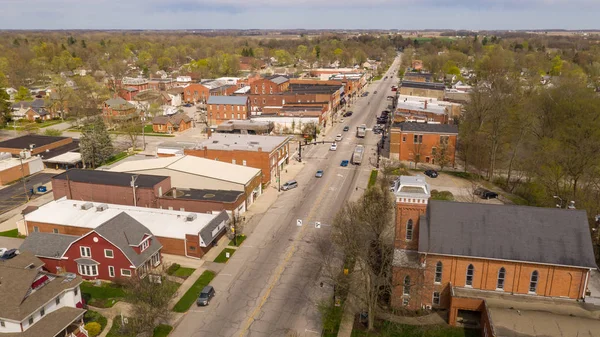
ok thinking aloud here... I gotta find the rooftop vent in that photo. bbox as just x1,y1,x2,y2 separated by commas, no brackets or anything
80,202,93,210
186,213,197,222
96,204,108,212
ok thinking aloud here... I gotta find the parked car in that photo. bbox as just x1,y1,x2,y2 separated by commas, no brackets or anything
0,248,17,260
330,143,338,151
340,160,349,167
335,134,343,141
474,188,498,199
343,111,353,117
362,92,369,97
281,180,298,191
315,170,324,178
374,91,378,94
424,169,438,178
183,103,193,107
384,76,388,79
343,126,350,132
196,285,215,306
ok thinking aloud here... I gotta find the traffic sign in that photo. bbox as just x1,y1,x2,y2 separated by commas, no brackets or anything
297,219,303,227
315,222,321,229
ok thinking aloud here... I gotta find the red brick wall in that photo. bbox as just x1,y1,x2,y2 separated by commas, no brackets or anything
390,130,457,166
395,202,428,250
183,84,210,103
251,79,289,95
158,195,244,214
207,101,249,125
0,161,31,185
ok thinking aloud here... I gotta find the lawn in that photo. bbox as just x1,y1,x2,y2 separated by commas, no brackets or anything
103,152,130,166
368,170,378,188
81,281,126,308
0,228,24,238
172,270,216,313
213,248,236,263
153,324,173,337
228,234,247,247
107,318,173,337
351,321,478,337
167,265,195,279
372,75,383,81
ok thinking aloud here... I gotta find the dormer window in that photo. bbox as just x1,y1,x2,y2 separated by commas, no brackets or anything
140,239,150,252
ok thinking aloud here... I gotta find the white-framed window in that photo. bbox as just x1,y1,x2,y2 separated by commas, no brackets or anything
237,113,240,119
529,270,539,293
108,266,115,278
74,287,78,296
0,320,5,327
78,264,98,276
33,226,39,232
403,275,410,295
104,249,114,258
40,307,45,317
466,264,474,287
405,219,413,241
402,298,409,306
28,317,33,325
497,267,506,290
80,247,91,257
242,160,247,166
434,261,443,283
55,297,60,305
232,159,236,165
432,291,440,305
140,239,150,252
413,134,423,144
121,269,132,277
53,228,59,234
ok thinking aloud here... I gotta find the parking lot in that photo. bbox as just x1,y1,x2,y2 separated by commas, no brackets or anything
0,173,54,215
420,171,504,204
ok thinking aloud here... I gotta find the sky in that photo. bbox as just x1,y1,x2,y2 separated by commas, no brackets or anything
0,0,599,30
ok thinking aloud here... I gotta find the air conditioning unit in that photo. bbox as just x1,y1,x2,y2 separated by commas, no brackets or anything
80,202,93,210
96,204,108,212
186,213,197,222
425,305,432,310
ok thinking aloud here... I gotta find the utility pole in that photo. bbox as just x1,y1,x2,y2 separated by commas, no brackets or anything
19,150,29,202
141,116,146,151
131,175,139,207
277,164,281,192
298,140,302,162
232,214,238,246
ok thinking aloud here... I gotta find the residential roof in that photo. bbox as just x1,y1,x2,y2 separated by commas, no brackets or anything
24,199,230,246
0,264,82,321
105,97,135,110
52,169,169,188
152,113,192,126
94,212,162,267
167,87,185,94
42,151,82,165
400,80,445,91
419,200,598,268
11,98,45,110
394,122,458,134
3,306,86,337
163,188,244,203
234,86,251,94
20,232,79,258
108,155,261,186
207,96,249,105
192,134,290,152
0,251,44,270
0,135,69,150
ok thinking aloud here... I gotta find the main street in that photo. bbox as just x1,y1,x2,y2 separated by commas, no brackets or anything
171,55,401,337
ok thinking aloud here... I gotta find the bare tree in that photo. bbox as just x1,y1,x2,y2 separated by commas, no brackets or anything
119,119,142,151
432,140,452,171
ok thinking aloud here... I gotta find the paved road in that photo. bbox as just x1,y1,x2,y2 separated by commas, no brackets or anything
171,56,402,337
0,173,54,215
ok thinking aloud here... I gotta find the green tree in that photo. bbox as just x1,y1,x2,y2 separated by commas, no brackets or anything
157,56,172,71
80,118,113,168
550,55,563,76
14,86,31,102
0,87,11,125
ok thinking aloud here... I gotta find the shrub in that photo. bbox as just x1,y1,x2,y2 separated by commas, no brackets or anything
85,322,102,337
430,190,454,201
167,263,181,275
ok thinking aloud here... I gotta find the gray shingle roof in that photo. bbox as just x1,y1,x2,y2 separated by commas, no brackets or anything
95,212,162,267
270,76,289,85
152,112,192,126
419,200,597,268
199,211,230,246
207,96,248,105
400,80,445,91
395,122,458,134
19,232,79,258
52,169,169,188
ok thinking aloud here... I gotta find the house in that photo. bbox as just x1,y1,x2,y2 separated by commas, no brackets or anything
23,199,230,258
172,134,291,185
390,176,598,334
0,252,86,337
399,81,446,100
5,87,17,100
152,113,193,134
389,122,458,166
250,76,290,95
10,99,55,121
107,155,263,208
102,97,139,124
206,96,250,126
167,87,184,107
182,83,210,104
20,212,162,280
239,57,266,71
411,60,424,70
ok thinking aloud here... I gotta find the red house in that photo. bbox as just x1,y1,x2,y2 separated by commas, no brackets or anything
20,213,162,280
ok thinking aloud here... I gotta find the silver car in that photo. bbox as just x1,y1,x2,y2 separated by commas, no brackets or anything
282,180,298,191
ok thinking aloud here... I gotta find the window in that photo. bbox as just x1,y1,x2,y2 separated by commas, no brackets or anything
402,136,406,142
262,98,266,104
78,264,98,276
413,134,423,144
224,113,227,119
140,239,150,252
440,135,449,145
104,249,114,258
434,261,443,283
403,275,410,295
405,219,413,241
121,269,132,277
432,291,440,305
189,246,196,251
74,287,78,296
254,98,257,104
108,266,115,278
33,226,39,232
237,113,240,119
40,308,45,317
243,160,247,166
80,247,91,257
402,298,409,306
53,228,59,234
497,267,506,290
0,321,4,327
466,264,474,286
232,159,236,165
431,147,437,155
55,297,60,305
28,317,33,325
529,270,539,293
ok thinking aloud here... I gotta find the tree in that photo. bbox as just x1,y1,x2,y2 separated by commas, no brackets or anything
119,119,142,150
432,140,452,171
0,87,10,125
14,86,31,102
80,118,113,168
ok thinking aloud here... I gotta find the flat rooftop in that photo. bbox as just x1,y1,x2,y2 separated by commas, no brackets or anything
53,169,169,188
39,139,80,161
163,188,243,203
454,287,600,337
193,134,290,152
25,198,228,240
0,135,69,150
400,81,445,91
289,83,342,94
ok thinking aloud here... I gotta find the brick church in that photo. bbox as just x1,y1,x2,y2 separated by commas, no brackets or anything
391,176,597,333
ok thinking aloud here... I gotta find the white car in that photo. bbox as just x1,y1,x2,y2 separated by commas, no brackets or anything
335,134,343,141
330,143,338,151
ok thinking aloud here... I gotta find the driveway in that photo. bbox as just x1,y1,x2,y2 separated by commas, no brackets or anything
0,236,24,249
0,173,54,215
423,172,503,204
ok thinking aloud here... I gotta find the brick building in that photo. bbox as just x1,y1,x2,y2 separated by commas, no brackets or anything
206,96,250,126
0,135,74,156
399,81,445,100
20,213,162,281
23,199,230,258
0,156,44,185
251,76,289,95
180,134,291,185
403,72,433,83
148,78,176,92
152,113,193,133
183,83,210,104
391,176,597,332
389,122,458,166
102,97,139,124
395,100,450,124
160,188,246,214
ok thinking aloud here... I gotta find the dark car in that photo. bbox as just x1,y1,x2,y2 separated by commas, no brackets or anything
196,285,215,306
183,103,193,107
424,170,438,178
343,126,350,132
474,188,498,200
376,119,387,125
340,160,349,167
343,111,353,117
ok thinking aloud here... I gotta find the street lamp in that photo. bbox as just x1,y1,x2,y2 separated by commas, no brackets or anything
553,195,563,209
